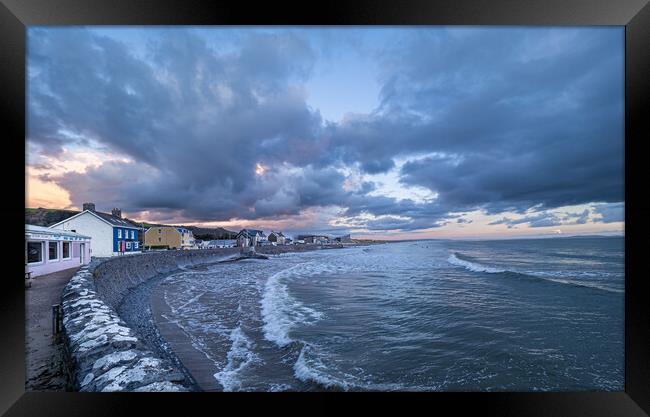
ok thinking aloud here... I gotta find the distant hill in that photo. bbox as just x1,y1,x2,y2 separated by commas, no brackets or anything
136,223,237,240
26,207,80,227
182,226,238,240
567,234,621,238
26,208,238,240
135,221,237,240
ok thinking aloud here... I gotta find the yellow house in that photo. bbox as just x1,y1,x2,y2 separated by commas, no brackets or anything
144,226,195,249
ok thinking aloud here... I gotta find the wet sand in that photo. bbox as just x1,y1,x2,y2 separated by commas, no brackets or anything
150,284,223,391
148,244,354,391
120,244,374,391
25,267,79,391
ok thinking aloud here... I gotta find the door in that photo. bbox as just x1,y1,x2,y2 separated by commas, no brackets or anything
80,243,85,264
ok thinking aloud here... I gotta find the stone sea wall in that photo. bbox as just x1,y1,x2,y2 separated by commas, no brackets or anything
60,249,238,392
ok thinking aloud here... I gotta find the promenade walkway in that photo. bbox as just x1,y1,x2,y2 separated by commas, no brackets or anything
25,266,79,391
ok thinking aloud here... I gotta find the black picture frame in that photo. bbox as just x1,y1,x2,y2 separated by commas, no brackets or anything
2,0,648,415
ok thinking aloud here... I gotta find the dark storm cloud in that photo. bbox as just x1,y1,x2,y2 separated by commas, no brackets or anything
28,28,624,230
488,208,593,228
28,28,330,221
330,28,624,215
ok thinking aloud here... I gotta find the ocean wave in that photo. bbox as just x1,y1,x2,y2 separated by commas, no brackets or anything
261,264,325,348
294,344,351,391
448,253,505,273
293,344,414,391
213,326,261,391
448,253,623,294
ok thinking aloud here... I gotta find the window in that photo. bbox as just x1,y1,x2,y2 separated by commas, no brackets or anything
134,241,139,249
27,241,43,264
62,242,70,259
118,229,122,238
158,229,161,234
49,241,58,261
158,237,162,242
131,230,135,239
126,241,132,250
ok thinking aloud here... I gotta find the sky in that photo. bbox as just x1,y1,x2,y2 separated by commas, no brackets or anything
26,26,625,239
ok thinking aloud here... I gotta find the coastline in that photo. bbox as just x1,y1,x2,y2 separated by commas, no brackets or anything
128,243,369,391
62,243,371,391
60,249,242,391
116,271,203,391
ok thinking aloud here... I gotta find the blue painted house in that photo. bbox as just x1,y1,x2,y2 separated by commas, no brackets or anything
50,204,142,257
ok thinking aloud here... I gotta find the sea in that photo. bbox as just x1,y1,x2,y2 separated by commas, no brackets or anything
155,236,624,392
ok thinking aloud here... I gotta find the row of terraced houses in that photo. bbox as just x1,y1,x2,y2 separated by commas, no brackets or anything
25,203,304,277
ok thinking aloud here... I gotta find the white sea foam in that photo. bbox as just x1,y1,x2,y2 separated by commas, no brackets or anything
260,263,325,348
448,253,623,293
293,344,351,391
448,253,505,273
525,275,623,294
293,344,409,391
214,326,261,391
269,383,292,392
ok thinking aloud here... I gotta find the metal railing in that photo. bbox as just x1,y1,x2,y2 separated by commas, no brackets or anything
52,304,62,336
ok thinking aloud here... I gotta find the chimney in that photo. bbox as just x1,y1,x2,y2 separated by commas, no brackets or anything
82,202,96,212
112,208,122,218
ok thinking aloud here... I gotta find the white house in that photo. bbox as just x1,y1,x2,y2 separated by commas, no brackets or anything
26,224,91,277
49,204,141,257
268,231,286,245
207,239,237,248
236,229,267,247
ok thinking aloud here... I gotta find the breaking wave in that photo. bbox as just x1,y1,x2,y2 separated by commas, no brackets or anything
448,253,623,294
213,326,261,391
260,263,325,348
448,253,505,273
293,344,352,391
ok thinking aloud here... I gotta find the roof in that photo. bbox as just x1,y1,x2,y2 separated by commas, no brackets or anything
92,211,140,228
49,210,140,229
270,231,285,237
26,224,91,239
207,239,237,245
238,229,265,237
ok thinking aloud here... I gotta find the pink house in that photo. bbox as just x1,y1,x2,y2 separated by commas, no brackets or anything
26,224,91,277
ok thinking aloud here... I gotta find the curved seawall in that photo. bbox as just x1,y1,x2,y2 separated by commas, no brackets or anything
60,248,238,392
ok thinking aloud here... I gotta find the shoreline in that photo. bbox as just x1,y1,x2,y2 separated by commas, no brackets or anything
60,249,242,391
123,243,366,391
58,243,375,391
116,270,203,391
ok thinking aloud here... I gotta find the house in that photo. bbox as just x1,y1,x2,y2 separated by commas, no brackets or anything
334,234,352,243
197,240,214,249
236,229,266,247
26,224,91,277
49,203,141,257
206,239,237,248
296,234,330,244
268,231,286,245
144,226,196,250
